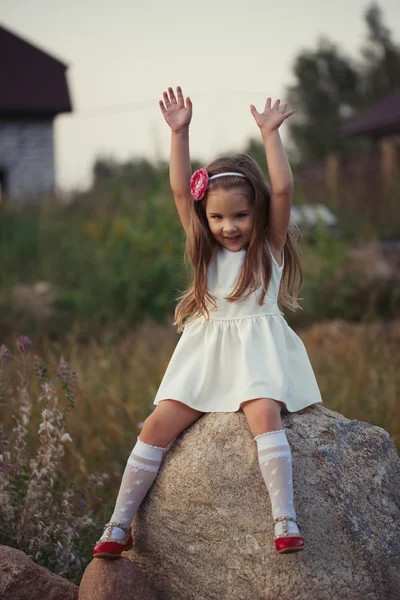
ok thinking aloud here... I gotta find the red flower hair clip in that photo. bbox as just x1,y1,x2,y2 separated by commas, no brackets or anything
190,169,248,201
190,168,209,201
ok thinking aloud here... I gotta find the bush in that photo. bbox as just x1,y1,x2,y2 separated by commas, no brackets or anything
287,219,400,328
0,183,187,340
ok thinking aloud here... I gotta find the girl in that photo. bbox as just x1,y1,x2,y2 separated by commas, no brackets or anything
93,86,323,559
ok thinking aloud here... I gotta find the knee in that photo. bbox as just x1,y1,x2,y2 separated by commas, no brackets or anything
140,412,165,440
241,398,283,436
255,406,281,425
241,397,282,417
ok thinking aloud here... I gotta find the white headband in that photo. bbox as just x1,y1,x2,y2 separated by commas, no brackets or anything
209,172,247,181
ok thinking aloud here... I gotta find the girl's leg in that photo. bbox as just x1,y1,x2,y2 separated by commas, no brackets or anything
240,398,301,540
97,400,203,544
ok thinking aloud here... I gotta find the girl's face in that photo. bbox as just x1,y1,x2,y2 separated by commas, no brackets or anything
205,187,254,252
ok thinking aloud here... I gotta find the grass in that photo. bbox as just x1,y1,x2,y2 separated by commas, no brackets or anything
1,321,399,584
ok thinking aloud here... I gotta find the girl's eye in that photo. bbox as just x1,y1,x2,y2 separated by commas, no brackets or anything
211,214,246,220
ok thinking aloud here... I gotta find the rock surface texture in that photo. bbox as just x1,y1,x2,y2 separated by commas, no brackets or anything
126,405,400,600
79,557,156,600
0,545,78,600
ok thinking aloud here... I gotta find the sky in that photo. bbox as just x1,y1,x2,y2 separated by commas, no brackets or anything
2,0,400,192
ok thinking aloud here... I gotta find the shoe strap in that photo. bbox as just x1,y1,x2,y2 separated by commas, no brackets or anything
273,516,301,533
104,521,130,534
274,516,299,525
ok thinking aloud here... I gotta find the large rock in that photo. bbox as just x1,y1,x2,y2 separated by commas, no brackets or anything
126,405,400,600
79,557,156,599
0,545,78,600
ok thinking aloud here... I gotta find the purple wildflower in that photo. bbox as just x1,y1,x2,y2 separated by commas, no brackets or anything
56,359,76,380
33,356,49,383
16,336,33,353
0,344,12,360
1,463,21,473
57,357,78,411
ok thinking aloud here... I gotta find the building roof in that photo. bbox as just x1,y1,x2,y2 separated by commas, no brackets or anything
0,24,72,118
340,88,400,138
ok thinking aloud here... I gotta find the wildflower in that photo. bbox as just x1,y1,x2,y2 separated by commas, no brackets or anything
33,356,49,384
16,336,33,353
56,357,77,412
38,420,56,435
0,335,97,583
0,345,12,360
88,472,109,486
56,358,77,382
0,345,12,396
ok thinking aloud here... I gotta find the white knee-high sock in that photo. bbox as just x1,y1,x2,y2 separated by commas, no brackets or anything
255,429,300,536
100,436,168,540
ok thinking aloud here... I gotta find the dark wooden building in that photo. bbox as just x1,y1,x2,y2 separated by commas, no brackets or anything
299,89,400,235
341,88,400,139
0,24,72,202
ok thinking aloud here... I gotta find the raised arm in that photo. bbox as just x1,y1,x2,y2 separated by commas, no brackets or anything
159,86,193,233
250,98,295,251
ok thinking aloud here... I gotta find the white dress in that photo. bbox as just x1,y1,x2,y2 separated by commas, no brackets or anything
153,243,323,413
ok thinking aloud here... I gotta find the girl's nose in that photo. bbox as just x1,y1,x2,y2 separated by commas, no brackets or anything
223,222,238,233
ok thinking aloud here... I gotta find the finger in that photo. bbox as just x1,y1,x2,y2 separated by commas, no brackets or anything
159,100,167,115
273,99,280,110
250,104,259,117
163,91,171,108
282,109,295,119
281,103,287,114
264,98,271,112
176,86,184,105
186,96,192,112
168,86,177,104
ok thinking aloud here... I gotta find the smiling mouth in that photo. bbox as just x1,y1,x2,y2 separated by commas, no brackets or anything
224,235,241,243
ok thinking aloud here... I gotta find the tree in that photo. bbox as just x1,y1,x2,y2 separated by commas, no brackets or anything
286,38,361,162
285,2,400,162
359,3,400,105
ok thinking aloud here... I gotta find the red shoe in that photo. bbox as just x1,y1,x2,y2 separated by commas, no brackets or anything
274,516,304,554
93,521,133,559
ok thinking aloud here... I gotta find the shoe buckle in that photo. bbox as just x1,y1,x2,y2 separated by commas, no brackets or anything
101,521,130,543
273,516,301,539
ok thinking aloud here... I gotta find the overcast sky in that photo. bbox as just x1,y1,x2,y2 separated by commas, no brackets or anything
2,0,400,191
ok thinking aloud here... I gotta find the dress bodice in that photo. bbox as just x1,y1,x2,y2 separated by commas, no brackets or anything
205,243,284,320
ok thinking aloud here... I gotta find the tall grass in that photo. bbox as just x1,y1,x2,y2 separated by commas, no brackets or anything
0,337,100,584
1,320,398,586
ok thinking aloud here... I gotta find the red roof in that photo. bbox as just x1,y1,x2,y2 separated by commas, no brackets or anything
340,88,400,138
0,24,72,117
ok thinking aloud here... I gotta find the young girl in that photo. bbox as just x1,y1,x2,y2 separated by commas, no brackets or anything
93,86,323,559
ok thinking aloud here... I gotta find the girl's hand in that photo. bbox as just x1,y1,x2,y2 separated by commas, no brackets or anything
250,98,295,134
159,86,192,132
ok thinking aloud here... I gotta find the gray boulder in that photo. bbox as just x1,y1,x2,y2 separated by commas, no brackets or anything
126,405,400,600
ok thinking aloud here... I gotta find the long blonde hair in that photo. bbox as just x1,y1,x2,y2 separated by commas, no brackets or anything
174,153,304,332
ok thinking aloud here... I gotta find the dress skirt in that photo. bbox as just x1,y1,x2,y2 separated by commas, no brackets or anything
153,311,323,413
